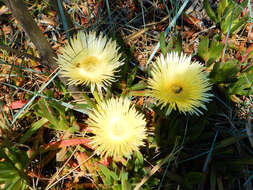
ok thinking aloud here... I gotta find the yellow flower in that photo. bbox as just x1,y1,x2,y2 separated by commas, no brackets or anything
148,52,212,115
88,97,147,160
57,31,123,91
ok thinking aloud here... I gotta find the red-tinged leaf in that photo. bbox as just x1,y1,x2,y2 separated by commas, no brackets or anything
41,138,92,151
182,14,200,29
2,100,27,111
241,44,253,63
222,34,229,44
26,149,35,159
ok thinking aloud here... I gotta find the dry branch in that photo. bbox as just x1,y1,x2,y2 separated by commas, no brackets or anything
3,0,83,100
4,0,57,70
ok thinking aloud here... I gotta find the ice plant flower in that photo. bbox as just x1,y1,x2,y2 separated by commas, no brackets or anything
56,31,124,91
88,97,147,160
148,52,212,115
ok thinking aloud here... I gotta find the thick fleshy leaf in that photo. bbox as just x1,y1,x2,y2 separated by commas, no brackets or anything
229,73,253,95
210,60,240,83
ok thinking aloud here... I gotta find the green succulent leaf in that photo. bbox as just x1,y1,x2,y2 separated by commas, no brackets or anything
175,34,183,54
229,73,253,95
0,162,19,181
198,36,223,65
34,99,69,131
204,0,218,22
19,117,48,144
210,60,240,83
230,14,249,34
217,0,229,21
209,39,224,62
126,66,137,87
128,81,147,91
99,164,113,186
160,32,168,56
220,1,248,34
0,150,30,190
166,34,182,55
198,36,209,62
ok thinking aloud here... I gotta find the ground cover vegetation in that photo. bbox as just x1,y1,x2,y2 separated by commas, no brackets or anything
0,0,252,189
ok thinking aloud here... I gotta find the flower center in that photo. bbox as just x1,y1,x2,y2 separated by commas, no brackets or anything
171,84,183,94
109,116,126,140
111,124,123,136
78,56,99,71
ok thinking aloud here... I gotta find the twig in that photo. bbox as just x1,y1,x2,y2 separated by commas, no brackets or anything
3,0,84,100
4,0,57,70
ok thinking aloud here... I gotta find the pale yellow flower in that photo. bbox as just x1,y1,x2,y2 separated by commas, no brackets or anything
56,31,123,91
148,52,212,115
88,97,147,160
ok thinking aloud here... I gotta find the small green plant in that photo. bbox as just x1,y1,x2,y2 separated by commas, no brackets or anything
0,142,30,190
0,0,252,189
197,35,224,66
204,0,249,35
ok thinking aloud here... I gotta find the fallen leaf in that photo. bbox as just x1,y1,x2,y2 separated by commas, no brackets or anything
2,100,27,112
